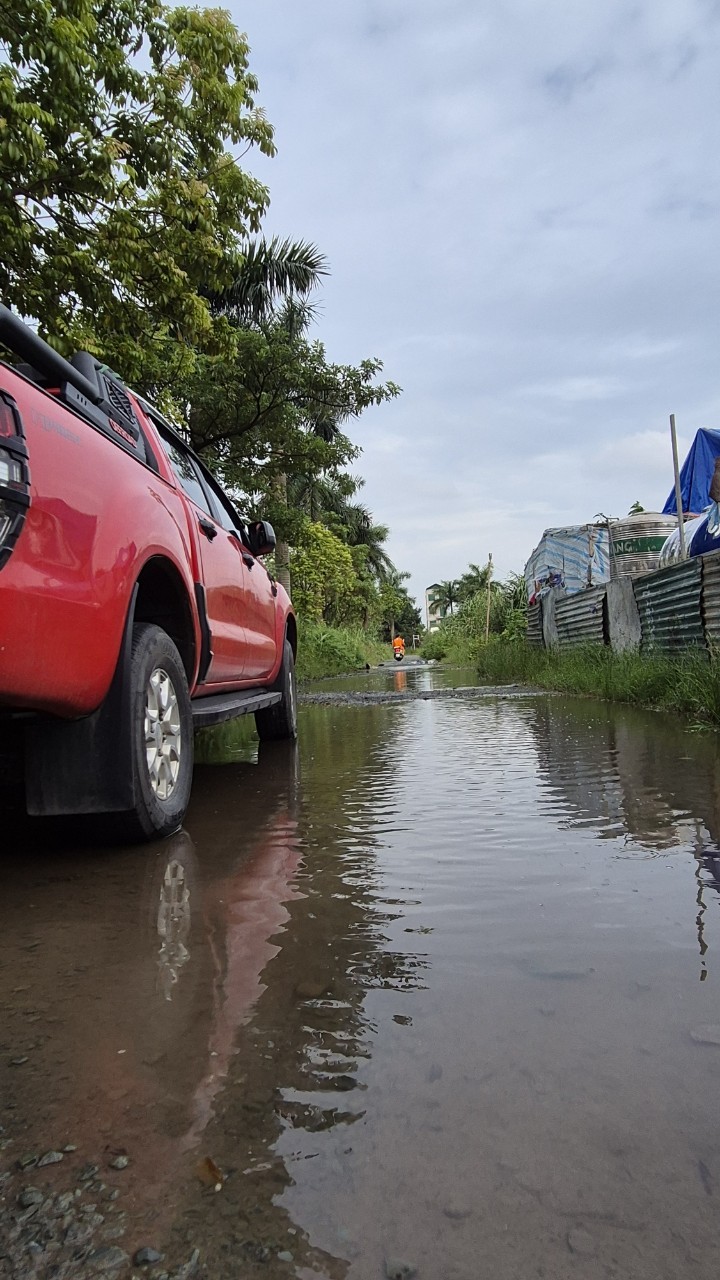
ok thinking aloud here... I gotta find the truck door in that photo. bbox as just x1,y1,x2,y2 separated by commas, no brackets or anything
160,436,248,685
201,475,278,682
233,548,279,680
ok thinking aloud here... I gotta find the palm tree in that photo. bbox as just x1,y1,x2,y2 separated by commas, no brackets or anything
209,250,327,592
287,474,397,584
207,250,393,598
429,580,459,618
457,562,492,604
346,511,395,583
207,238,328,326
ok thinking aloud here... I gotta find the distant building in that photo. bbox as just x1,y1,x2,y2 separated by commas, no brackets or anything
425,584,442,632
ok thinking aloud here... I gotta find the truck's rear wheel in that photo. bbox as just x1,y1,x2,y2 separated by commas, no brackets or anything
255,639,298,742
121,623,194,841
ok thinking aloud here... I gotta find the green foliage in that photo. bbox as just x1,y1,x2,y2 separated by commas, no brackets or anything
501,607,529,642
419,630,448,661
0,1,274,383
208,237,328,325
456,562,493,604
420,568,527,662
474,642,720,727
181,301,400,543
290,521,357,625
378,571,422,641
288,471,396,592
0,3,415,645
296,622,386,679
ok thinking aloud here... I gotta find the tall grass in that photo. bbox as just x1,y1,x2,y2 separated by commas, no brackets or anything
474,640,720,727
195,624,388,759
420,589,525,664
296,622,387,680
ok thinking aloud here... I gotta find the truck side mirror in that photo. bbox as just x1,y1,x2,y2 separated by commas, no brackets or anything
248,520,276,557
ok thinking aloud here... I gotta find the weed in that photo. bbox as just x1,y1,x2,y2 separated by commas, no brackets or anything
472,641,720,727
296,622,387,680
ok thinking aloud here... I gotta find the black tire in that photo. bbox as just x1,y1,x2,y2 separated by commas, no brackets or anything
255,638,298,742
119,622,194,842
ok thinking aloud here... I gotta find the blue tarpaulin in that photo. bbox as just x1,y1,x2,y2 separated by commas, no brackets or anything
663,428,720,515
524,525,610,601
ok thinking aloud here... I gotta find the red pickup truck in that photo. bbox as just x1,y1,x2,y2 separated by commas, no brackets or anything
0,306,297,841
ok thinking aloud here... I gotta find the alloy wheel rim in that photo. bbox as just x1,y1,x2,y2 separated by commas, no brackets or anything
144,667,182,800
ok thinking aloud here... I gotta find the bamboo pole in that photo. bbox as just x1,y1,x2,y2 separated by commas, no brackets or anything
670,414,687,560
485,552,493,643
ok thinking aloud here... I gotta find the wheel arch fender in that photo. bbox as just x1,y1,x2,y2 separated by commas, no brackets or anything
25,583,141,816
285,611,297,661
133,555,199,686
25,554,200,818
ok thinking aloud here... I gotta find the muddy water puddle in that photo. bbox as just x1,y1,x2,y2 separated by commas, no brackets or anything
3,673,720,1278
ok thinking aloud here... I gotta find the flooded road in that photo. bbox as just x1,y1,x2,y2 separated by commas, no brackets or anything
3,667,720,1278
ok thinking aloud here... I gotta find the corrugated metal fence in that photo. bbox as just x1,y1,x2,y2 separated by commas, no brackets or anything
555,586,606,648
527,602,543,647
633,559,704,653
702,551,720,651
528,553,717,653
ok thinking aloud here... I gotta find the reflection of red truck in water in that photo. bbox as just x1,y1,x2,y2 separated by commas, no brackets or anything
0,752,305,1265
0,306,297,838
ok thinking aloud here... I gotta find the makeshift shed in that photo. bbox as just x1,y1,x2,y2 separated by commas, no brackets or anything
524,525,610,603
663,428,720,515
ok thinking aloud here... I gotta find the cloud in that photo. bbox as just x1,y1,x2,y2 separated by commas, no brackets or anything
517,376,628,402
543,57,614,104
231,0,720,605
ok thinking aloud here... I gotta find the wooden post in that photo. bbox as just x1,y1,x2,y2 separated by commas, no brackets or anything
670,414,687,560
484,552,493,643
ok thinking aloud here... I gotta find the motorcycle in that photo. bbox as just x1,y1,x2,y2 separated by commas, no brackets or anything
393,644,405,662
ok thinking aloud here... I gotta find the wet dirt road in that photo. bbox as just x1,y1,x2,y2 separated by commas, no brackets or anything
3,665,720,1278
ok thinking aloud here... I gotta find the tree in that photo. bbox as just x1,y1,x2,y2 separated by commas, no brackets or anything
423,568,526,655
180,301,400,590
456,561,494,604
0,2,409,625
429,579,459,618
204,247,330,591
287,471,358,525
289,522,357,625
340,505,395,583
288,472,396,583
378,570,421,641
207,237,328,326
0,1,275,383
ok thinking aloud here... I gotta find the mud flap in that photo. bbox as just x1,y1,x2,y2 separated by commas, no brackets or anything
24,589,139,816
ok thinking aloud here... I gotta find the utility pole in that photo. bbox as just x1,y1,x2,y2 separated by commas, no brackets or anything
485,552,493,644
670,414,687,560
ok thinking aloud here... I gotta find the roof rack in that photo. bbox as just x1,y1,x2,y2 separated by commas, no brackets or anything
0,304,139,442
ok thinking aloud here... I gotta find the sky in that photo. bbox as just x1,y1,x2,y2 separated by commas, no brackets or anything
229,0,720,615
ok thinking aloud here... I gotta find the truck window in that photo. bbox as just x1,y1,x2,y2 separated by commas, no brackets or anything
162,438,214,518
203,473,246,537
